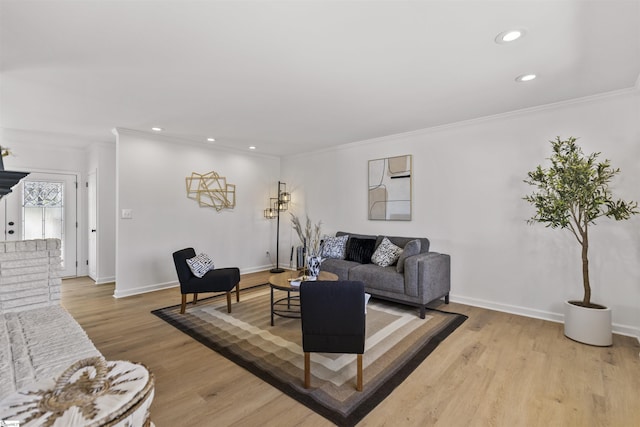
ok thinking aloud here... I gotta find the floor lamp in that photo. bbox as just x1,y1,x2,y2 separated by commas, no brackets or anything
264,181,290,273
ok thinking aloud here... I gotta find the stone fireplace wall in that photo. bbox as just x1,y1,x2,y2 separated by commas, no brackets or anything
0,239,62,313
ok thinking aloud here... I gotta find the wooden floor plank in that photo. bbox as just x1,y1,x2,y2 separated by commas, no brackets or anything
60,273,640,427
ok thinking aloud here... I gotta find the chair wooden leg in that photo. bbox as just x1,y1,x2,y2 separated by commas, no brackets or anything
236,282,240,302
193,293,198,305
180,294,187,314
304,352,311,389
356,354,363,391
226,292,232,313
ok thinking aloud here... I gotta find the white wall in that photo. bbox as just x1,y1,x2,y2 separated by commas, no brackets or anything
87,142,116,283
5,91,637,338
282,89,640,338
114,129,280,297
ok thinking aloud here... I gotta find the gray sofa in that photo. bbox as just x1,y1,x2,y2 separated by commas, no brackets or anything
319,231,450,318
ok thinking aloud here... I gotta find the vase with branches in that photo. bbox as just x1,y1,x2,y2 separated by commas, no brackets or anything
290,213,323,277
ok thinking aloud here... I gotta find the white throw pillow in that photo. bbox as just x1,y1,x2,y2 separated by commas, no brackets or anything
371,237,403,267
186,253,215,278
321,235,349,259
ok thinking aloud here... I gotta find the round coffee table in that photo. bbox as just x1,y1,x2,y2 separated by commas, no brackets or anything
269,270,338,326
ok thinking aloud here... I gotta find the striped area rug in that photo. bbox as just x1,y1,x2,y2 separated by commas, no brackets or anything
152,285,466,426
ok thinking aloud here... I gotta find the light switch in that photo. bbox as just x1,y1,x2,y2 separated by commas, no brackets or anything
121,209,133,219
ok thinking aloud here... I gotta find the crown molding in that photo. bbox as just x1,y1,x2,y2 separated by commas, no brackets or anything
285,86,640,160
0,127,108,151
112,127,279,160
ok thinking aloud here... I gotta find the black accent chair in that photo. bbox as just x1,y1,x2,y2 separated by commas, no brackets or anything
300,280,366,391
172,248,240,314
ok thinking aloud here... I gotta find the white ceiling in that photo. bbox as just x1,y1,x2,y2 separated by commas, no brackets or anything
1,1,639,156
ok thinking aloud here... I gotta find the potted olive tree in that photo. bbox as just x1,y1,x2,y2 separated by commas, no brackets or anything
524,137,638,346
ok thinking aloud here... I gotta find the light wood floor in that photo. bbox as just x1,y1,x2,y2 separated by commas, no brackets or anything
61,273,640,427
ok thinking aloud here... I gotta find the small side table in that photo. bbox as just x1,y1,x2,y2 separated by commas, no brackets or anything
269,270,338,326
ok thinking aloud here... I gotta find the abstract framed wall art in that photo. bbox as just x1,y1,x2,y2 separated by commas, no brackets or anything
368,155,412,220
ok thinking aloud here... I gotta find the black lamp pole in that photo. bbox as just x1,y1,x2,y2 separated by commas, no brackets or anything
268,181,289,273
271,196,284,273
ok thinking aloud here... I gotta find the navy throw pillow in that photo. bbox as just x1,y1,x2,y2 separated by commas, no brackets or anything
345,237,376,264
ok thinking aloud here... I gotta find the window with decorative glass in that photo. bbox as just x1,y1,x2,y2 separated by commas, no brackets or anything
22,181,65,264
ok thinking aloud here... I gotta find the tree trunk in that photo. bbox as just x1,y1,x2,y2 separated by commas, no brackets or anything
581,228,591,306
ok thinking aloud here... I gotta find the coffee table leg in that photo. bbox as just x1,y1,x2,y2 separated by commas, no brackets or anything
270,286,275,326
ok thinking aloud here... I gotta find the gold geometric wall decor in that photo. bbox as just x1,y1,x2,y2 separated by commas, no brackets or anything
185,171,236,211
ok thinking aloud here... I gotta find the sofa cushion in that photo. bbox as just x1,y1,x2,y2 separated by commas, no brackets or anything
320,258,362,280
396,239,421,273
371,237,403,267
321,235,349,259
186,253,214,278
349,264,405,294
345,237,376,264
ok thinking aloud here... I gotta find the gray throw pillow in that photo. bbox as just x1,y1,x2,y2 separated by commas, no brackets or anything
396,239,421,273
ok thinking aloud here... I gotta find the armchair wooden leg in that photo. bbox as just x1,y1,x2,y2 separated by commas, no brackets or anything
180,294,187,314
356,354,363,391
226,292,232,313
304,352,311,389
193,293,198,305
236,282,240,302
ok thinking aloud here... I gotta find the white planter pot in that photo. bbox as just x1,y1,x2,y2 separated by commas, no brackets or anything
563,301,612,346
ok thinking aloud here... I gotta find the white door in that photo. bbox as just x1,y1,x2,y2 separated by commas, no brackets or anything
87,171,97,280
0,172,78,278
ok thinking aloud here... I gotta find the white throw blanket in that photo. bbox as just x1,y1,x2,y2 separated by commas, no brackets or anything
0,305,102,400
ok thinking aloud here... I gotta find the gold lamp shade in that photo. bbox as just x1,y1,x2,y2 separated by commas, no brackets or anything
264,207,277,219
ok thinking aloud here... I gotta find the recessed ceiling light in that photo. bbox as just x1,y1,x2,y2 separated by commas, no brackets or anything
495,29,526,44
206,137,215,142
515,73,537,82
151,127,163,132
249,146,256,150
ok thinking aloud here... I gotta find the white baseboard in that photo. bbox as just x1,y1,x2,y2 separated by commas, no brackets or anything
111,266,274,298
108,273,640,342
614,324,640,341
241,264,276,274
450,294,640,340
95,276,115,285
113,281,178,298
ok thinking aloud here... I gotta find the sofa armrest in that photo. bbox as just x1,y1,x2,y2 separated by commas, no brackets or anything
403,252,451,302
